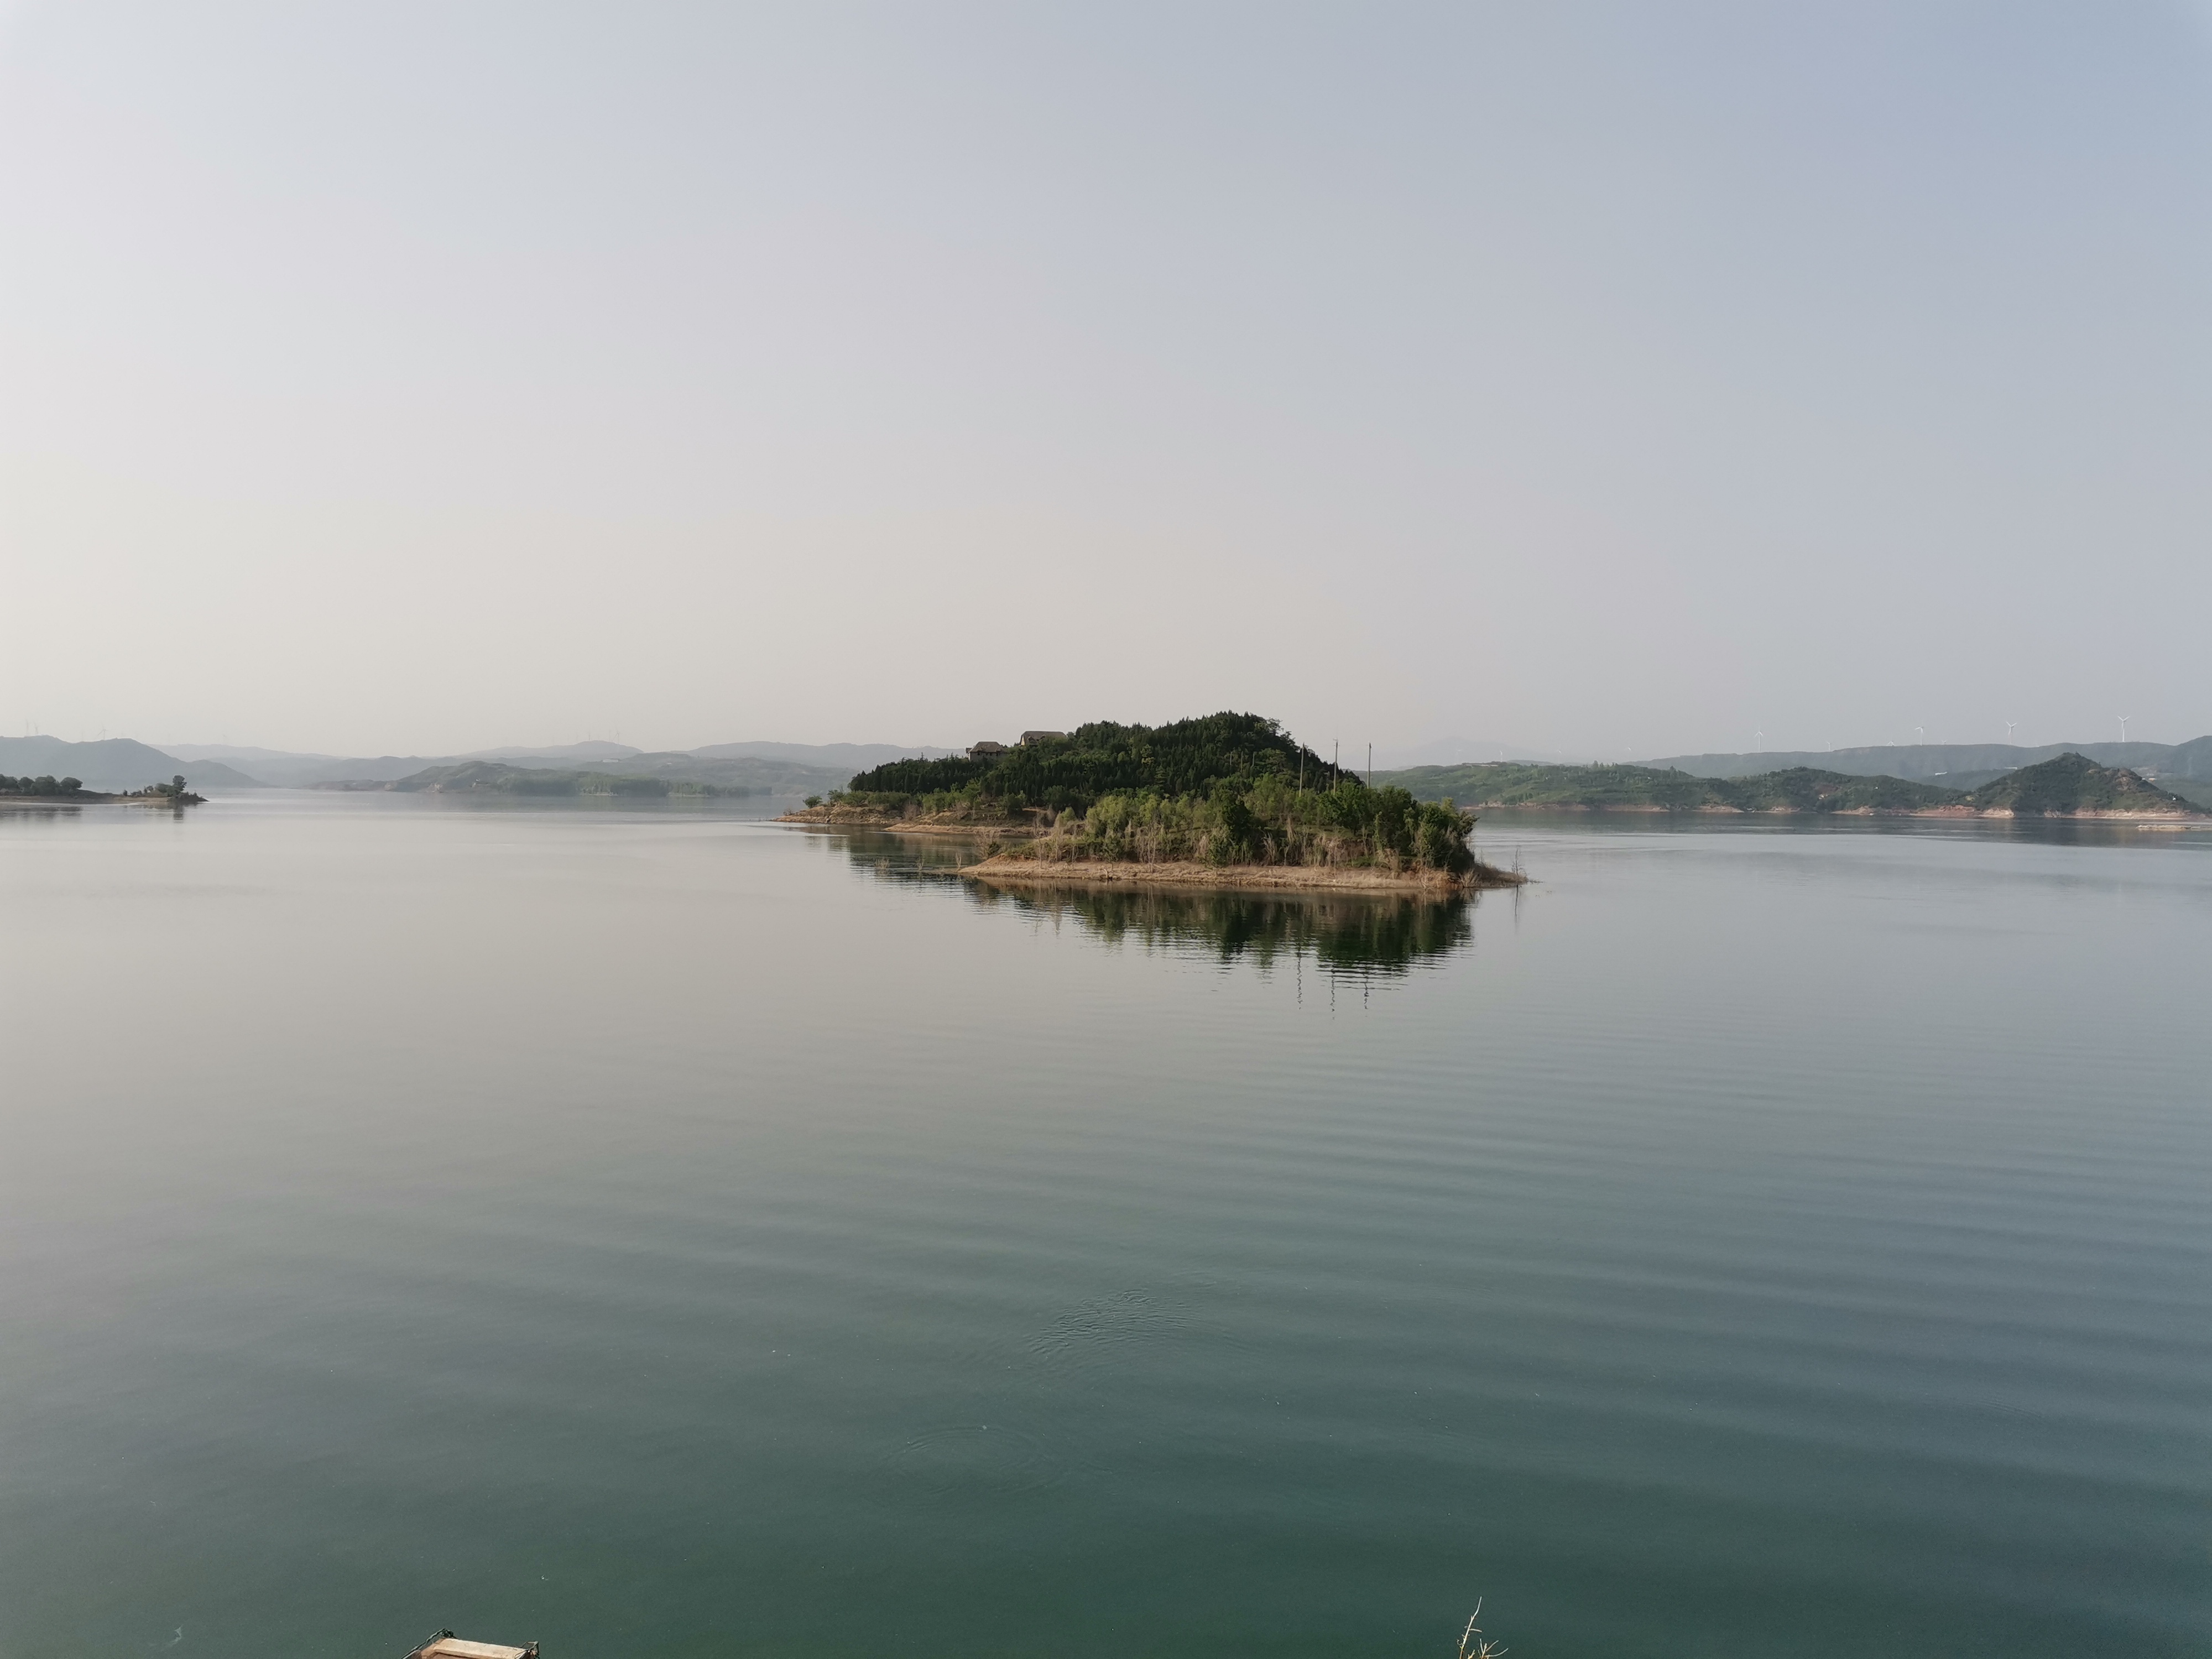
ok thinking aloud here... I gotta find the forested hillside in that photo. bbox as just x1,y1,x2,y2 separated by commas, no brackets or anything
1959,754,2200,816
846,712,1350,812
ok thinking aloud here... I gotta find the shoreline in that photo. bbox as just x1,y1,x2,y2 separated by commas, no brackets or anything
1438,803,2210,822
777,812,1521,891
782,804,2210,834
0,793,202,810
958,854,1524,894
779,808,1039,834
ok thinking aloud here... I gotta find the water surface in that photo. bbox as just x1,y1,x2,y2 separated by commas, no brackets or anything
2,796,2206,1657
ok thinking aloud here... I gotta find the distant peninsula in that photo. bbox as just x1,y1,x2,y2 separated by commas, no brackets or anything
0,772,203,807
1376,753,2207,820
781,712,1524,891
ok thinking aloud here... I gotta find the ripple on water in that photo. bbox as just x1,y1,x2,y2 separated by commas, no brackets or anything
879,1422,1063,1502
1025,1286,1194,1373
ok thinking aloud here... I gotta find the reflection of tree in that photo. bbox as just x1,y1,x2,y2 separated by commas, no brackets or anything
974,885,1474,980
835,831,987,880
830,830,1478,981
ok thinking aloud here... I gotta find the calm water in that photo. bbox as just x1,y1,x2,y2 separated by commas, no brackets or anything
2,796,2207,1658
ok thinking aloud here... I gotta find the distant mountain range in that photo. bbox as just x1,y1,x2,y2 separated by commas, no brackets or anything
1371,737,1587,768
4,735,958,795
315,752,859,795
19,731,2212,809
1380,753,2206,818
325,761,763,798
0,736,264,793
1366,738,2212,810
1643,738,2212,792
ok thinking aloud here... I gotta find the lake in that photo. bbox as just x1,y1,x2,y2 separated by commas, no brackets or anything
2,796,2206,1658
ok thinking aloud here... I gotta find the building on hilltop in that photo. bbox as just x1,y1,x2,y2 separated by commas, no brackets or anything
968,740,1007,760
1019,730,1067,746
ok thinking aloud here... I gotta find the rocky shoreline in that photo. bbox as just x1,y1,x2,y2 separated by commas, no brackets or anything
958,854,1524,894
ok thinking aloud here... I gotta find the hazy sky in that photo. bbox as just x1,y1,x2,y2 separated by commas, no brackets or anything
4,3,2208,758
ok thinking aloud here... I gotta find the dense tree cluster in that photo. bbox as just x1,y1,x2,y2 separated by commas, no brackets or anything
0,774,86,796
847,711,1352,812
1034,776,1477,875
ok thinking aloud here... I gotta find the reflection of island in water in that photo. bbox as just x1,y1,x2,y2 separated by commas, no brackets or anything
833,831,1484,980
979,883,1477,979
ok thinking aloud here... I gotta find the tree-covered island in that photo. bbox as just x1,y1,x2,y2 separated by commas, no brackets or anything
0,773,204,806
784,712,1523,891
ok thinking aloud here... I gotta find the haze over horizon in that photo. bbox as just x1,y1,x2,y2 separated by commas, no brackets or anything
6,3,2209,758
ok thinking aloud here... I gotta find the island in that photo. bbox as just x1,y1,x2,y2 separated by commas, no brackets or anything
1376,753,2208,821
0,773,204,807
1947,752,2201,818
780,713,1524,891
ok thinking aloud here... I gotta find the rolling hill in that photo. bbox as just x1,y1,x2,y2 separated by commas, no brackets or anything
1378,754,2206,819
1644,737,2212,794
0,737,263,792
346,762,757,797
1375,761,1959,813
1958,754,2201,817
168,740,894,791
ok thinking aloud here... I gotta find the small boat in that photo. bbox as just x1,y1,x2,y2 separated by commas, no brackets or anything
404,1634,538,1659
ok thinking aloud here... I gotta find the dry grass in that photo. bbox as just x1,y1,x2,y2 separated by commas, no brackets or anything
1458,1601,1507,1659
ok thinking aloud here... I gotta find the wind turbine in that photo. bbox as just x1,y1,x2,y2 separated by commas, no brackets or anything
1754,728,1764,754
2004,720,2016,743
1915,726,1925,746
2117,715,2130,743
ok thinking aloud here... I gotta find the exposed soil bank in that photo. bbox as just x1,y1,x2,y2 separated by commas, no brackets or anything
959,855,1525,894
1952,808,2207,821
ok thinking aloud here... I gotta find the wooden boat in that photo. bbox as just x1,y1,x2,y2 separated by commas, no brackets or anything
404,1634,538,1659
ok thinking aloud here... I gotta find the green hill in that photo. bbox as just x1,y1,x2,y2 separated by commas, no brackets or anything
1719,768,1962,812
839,713,1479,878
1645,735,2212,785
1377,761,1959,813
1959,753,2201,816
1378,754,2208,818
847,712,1353,810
